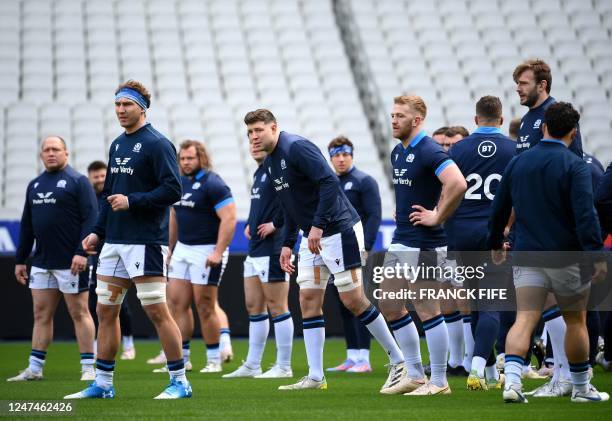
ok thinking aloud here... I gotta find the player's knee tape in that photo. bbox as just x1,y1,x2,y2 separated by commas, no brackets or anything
296,265,329,289
334,268,362,292
95,280,128,305
136,282,166,306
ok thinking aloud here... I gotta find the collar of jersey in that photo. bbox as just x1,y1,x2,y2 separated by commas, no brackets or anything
407,130,427,148
540,138,565,146
194,169,206,180
474,126,503,135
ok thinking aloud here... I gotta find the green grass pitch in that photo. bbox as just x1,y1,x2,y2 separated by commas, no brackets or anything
0,339,610,420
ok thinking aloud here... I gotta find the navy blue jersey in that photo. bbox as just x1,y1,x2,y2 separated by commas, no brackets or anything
447,128,516,250
339,166,382,251
516,96,583,157
488,140,602,257
173,169,233,246
584,153,605,191
595,163,612,235
93,123,182,245
264,131,360,248
16,165,98,269
391,131,453,248
247,165,283,256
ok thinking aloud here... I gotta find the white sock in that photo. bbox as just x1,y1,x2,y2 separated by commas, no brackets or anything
523,364,532,374
358,308,404,364
485,364,500,381
504,355,524,387
347,349,359,362
182,341,191,364
169,367,187,384
246,313,269,369
28,350,46,374
95,369,114,389
545,313,570,381
540,325,548,345
359,349,370,363
80,352,95,371
206,344,221,364
220,329,231,349
302,316,325,382
122,335,134,350
390,314,424,378
462,315,474,371
444,313,464,368
273,313,294,368
424,316,449,388
471,356,487,377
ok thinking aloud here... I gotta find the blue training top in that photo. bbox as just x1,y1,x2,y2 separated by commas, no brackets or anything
488,139,602,260
391,130,454,248
247,164,283,256
173,169,233,246
516,96,583,157
264,131,360,248
338,166,382,251
92,123,182,245
16,165,98,269
447,127,516,250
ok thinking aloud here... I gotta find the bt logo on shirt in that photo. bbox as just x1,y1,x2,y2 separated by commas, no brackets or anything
392,169,412,186
251,187,261,199
178,193,195,208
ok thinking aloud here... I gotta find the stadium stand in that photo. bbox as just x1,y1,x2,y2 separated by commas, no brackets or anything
1,0,611,219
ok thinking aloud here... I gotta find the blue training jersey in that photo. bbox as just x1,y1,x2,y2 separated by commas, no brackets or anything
595,163,612,235
391,130,453,248
488,139,602,256
93,123,182,245
264,131,360,248
338,166,382,251
173,169,233,246
516,96,583,157
247,164,283,256
16,165,98,269
447,128,516,250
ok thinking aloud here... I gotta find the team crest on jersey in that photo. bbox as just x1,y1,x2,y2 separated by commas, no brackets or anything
281,159,287,170
406,153,415,163
33,182,39,188
56,179,67,188
533,119,541,129
344,181,353,190
192,182,201,190
133,142,142,153
261,173,267,182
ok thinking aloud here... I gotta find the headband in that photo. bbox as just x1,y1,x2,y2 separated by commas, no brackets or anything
329,145,353,158
115,87,150,110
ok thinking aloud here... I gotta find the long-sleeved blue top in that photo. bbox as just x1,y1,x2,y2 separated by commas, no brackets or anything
338,166,381,251
16,165,98,268
264,131,360,248
92,123,181,245
247,164,283,256
488,139,603,265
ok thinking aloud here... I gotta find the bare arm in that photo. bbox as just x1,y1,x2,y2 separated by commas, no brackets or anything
206,202,237,267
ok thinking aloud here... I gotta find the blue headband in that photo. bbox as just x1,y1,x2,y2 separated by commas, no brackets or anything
115,87,149,110
329,145,353,157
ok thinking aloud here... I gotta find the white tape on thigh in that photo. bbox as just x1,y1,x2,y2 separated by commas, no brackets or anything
136,282,167,305
95,280,128,305
334,268,362,292
296,265,328,289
